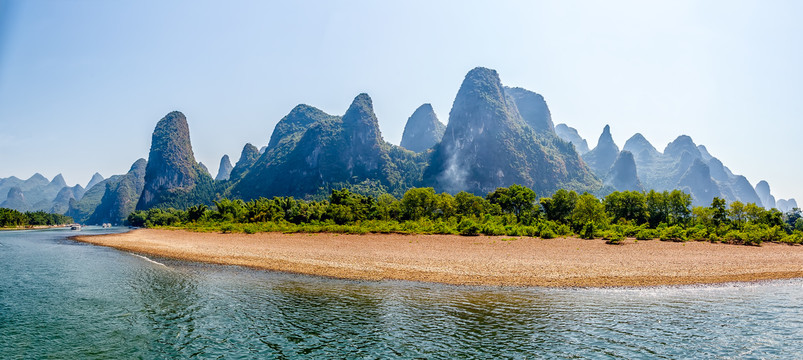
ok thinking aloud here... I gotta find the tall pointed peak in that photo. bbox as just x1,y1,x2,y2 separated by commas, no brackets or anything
582,125,620,175
50,174,66,186
605,150,643,191
343,93,377,125
239,143,259,162
623,133,658,156
595,125,617,149
446,66,513,131
229,143,260,181
86,172,104,190
216,154,233,181
400,103,445,153
342,93,383,147
136,110,202,210
452,67,504,112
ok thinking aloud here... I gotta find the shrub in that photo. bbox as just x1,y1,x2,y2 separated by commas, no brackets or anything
781,231,803,244
660,225,687,242
457,218,480,236
686,225,708,241
722,230,746,244
635,229,657,240
540,228,556,239
481,222,506,236
520,226,538,237
432,220,454,235
556,223,572,237
580,222,595,239
621,224,644,238
221,224,235,234
602,230,625,244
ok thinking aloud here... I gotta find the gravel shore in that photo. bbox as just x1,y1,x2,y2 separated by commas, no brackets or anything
74,229,803,287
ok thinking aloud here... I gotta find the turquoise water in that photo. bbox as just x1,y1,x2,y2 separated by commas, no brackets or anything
2,228,803,359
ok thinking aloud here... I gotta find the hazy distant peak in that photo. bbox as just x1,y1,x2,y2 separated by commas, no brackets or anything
596,125,617,149
28,173,48,183
755,180,776,209
663,135,701,160
697,145,713,161
216,154,233,181
555,124,589,154
400,103,445,153
623,133,654,150
582,125,620,175
86,172,104,190
504,86,554,133
605,150,643,191
50,173,66,187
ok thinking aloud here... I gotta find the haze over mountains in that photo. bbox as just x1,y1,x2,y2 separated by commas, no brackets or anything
555,125,796,209
1,67,797,223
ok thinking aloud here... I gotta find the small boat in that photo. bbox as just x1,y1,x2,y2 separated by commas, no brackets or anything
102,223,112,228
70,224,82,231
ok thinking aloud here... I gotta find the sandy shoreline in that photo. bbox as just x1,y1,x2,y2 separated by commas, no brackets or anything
73,229,803,287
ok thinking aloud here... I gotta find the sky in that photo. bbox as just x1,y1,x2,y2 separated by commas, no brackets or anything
0,0,801,201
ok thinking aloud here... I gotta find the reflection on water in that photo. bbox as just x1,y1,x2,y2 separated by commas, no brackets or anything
1,227,802,358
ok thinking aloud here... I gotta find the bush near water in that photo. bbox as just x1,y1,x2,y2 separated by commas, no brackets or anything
127,186,803,246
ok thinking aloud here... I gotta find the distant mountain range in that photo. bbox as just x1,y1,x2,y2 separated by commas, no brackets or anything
1,66,797,223
555,124,796,208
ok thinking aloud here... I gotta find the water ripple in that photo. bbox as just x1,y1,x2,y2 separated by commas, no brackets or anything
2,229,803,358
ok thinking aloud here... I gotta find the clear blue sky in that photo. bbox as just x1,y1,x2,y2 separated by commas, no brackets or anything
1,0,801,202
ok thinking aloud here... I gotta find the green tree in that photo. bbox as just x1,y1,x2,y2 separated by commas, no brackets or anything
645,190,668,227
541,189,578,224
400,187,438,220
711,197,728,227
667,190,692,225
486,184,537,221
328,189,376,221
604,190,647,224
454,191,488,218
435,192,457,219
728,201,746,229
375,193,400,221
187,204,208,222
571,193,608,232
743,203,764,224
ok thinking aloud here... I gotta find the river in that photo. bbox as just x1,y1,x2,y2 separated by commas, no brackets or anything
1,227,802,358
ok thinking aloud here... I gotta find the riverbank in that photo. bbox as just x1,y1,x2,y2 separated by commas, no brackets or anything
1,225,66,231
73,229,803,287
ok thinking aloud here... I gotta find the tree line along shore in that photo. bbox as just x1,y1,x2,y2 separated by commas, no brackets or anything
126,186,803,246
0,208,74,228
